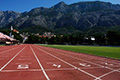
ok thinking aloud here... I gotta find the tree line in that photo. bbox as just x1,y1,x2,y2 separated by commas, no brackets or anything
1,29,120,46
25,30,120,46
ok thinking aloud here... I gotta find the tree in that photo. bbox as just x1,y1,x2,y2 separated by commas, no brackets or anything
25,34,40,43
107,31,120,45
94,34,106,45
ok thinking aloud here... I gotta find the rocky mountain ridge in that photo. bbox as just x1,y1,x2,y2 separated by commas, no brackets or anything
0,11,21,27
0,1,120,34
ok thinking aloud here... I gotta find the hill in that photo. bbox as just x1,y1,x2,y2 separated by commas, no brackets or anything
1,1,120,34
0,11,21,27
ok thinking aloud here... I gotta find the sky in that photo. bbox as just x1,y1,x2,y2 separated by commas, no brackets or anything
0,0,120,12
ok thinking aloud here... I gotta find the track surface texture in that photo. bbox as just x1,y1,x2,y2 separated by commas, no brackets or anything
0,44,120,80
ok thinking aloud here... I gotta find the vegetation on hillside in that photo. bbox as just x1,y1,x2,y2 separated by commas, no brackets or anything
25,30,120,46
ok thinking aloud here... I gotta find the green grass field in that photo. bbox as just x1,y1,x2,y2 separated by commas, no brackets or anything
39,44,120,59
0,45,4,46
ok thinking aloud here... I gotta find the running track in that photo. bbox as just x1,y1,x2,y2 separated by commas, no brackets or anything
0,44,120,80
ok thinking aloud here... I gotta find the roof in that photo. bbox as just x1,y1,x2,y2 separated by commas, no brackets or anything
0,32,15,41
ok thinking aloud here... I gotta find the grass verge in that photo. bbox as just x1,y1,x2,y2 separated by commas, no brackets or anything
39,44,120,60
0,44,5,46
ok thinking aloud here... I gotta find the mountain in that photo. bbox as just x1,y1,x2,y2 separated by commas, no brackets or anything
0,11,21,27
1,1,120,34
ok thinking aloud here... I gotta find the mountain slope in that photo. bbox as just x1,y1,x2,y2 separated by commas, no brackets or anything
0,11,21,27
1,1,120,34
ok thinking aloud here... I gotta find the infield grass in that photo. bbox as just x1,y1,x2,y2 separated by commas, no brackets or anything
39,44,120,59
0,45,4,46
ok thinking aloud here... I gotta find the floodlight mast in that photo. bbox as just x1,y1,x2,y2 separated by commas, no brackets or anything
10,26,13,38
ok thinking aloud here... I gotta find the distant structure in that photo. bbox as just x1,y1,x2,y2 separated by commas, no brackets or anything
22,37,28,43
37,32,56,38
13,29,19,33
20,32,28,43
0,32,15,41
0,32,18,45
0,26,20,45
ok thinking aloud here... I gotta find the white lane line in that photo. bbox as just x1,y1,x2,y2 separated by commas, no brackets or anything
0,46,20,55
37,45,120,79
96,60,120,65
40,46,120,72
96,68,120,79
1,69,42,72
18,59,31,60
15,62,32,64
37,46,103,67
30,46,50,80
1,68,75,72
95,70,115,80
34,45,98,79
0,45,27,71
80,67,104,69
38,46,119,77
45,68,75,71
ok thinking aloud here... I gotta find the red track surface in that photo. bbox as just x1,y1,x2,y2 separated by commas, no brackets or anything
0,44,120,80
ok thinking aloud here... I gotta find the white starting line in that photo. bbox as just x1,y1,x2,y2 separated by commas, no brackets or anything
1,68,76,72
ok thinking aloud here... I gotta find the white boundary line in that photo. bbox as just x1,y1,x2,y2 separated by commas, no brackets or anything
34,45,98,79
42,45,119,64
30,46,50,80
0,45,27,71
1,68,75,72
94,70,115,80
96,68,120,79
40,45,120,72
1,69,42,72
45,68,75,71
37,46,103,67
36,45,120,80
